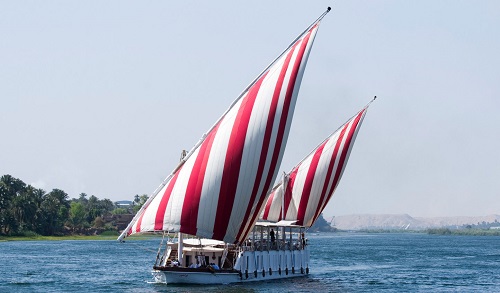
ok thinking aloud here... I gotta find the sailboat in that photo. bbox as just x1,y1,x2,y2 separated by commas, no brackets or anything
118,7,372,285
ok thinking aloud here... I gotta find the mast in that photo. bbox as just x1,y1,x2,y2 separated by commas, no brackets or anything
281,172,286,242
178,232,184,266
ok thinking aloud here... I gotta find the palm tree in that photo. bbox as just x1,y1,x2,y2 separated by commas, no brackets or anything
40,189,69,235
0,175,26,235
69,202,86,232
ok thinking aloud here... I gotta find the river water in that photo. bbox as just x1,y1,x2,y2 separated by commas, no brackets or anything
1,233,499,292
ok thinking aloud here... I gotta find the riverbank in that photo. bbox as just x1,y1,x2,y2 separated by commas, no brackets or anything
0,235,115,241
0,233,118,242
4,229,499,242
0,232,160,242
349,228,500,236
426,228,500,236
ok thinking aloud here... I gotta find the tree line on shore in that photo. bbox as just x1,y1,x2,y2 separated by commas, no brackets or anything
0,174,146,237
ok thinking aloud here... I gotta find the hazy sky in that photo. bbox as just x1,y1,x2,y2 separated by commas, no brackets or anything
2,1,499,218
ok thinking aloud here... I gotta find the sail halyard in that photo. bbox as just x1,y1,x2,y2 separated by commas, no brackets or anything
260,99,374,227
118,8,331,243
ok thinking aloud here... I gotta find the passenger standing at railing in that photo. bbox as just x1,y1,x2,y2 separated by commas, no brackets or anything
270,228,276,249
301,232,306,248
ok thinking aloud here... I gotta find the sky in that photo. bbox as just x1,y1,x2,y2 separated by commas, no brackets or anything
1,1,499,218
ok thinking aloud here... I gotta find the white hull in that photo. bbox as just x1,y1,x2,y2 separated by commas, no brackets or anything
153,269,241,285
154,247,310,285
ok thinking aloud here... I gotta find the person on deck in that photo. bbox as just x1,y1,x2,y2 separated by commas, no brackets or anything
210,263,220,270
301,232,306,247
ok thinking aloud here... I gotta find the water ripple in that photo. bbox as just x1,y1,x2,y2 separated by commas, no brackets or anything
1,234,500,292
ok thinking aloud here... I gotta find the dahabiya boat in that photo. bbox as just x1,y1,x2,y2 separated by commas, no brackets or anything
118,7,375,284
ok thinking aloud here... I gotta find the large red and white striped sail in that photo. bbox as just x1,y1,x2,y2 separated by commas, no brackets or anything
261,103,371,227
118,9,330,243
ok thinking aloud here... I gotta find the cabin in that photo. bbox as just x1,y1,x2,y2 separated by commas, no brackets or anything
154,221,308,272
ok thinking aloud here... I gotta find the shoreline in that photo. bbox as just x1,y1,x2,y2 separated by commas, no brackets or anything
3,228,499,242
0,234,159,242
0,235,119,242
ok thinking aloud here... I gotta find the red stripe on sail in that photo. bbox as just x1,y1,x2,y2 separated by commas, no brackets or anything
135,213,144,233
312,110,365,223
180,123,220,235
237,27,315,243
309,124,349,225
153,171,181,230
283,166,298,219
236,47,296,234
262,191,275,220
134,193,156,233
234,43,299,242
211,73,267,240
295,142,326,225
135,208,146,233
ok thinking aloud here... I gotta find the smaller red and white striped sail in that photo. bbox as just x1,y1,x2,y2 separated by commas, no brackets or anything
261,104,371,227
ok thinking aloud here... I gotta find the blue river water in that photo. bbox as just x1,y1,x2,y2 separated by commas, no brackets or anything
1,233,499,292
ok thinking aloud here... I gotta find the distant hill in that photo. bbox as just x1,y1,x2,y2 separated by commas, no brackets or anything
309,214,336,232
333,214,500,230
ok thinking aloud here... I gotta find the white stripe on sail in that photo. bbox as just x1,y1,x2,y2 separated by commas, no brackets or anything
195,97,243,238
310,134,339,223
267,184,284,221
292,156,314,219
301,145,330,227
231,30,313,240
223,64,283,241
164,145,201,231
135,182,168,232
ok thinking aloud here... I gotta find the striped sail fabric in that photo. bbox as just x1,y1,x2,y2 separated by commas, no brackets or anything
261,180,286,223
261,106,369,227
123,22,323,244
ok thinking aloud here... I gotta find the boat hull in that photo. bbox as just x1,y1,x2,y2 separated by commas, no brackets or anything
153,269,241,284
153,248,310,285
153,267,308,285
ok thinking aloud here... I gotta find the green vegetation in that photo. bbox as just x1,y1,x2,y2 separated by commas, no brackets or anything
426,228,500,236
0,231,158,242
0,174,147,239
345,228,500,236
357,229,419,234
0,234,119,241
